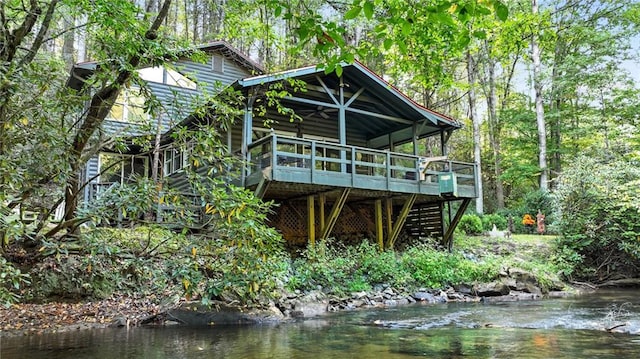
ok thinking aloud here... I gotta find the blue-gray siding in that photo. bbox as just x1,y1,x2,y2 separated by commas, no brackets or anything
87,50,254,189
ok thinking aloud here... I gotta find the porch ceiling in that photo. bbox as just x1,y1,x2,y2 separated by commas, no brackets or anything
235,61,461,147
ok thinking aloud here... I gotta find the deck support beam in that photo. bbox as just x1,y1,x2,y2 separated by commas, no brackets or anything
375,199,384,251
320,188,351,240
442,198,471,251
385,198,393,239
387,194,417,249
307,195,315,246
319,193,326,233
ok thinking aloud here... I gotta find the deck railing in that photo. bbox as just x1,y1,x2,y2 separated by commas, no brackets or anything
246,134,477,197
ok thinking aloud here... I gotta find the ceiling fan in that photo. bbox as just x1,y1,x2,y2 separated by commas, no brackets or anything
299,105,338,120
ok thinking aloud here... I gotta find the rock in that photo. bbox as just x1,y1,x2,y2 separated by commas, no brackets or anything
383,287,395,296
383,299,398,306
167,301,284,326
437,291,449,303
509,268,538,285
109,316,129,327
293,300,328,317
524,283,543,296
453,284,473,295
473,282,510,297
412,291,437,303
501,278,517,290
480,291,542,302
351,291,368,299
447,292,466,301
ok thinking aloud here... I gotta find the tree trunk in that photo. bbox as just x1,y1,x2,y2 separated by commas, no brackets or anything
485,49,505,209
467,50,483,214
478,39,509,210
63,0,174,224
531,0,548,191
62,15,75,70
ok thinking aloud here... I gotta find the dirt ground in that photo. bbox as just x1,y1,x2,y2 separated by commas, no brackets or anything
0,296,163,337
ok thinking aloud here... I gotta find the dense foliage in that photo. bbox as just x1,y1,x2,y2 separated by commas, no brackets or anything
29,218,288,306
459,214,484,235
2,0,640,305
288,240,503,294
0,257,30,307
554,156,640,282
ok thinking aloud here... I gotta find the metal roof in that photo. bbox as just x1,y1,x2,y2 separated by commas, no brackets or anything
66,40,263,90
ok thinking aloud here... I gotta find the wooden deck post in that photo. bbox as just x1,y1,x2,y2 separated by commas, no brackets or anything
307,195,315,246
385,198,393,240
320,188,351,240
443,198,471,251
387,194,417,249
375,199,384,251
319,193,326,234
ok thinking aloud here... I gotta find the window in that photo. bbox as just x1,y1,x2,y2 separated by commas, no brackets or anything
138,66,197,90
163,145,191,176
107,87,147,123
212,55,224,73
99,154,148,184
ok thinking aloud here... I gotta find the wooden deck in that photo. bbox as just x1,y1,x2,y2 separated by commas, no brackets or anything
243,134,477,199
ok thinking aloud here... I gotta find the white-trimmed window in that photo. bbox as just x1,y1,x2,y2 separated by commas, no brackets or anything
99,154,148,184
107,87,147,123
138,66,197,90
163,145,192,176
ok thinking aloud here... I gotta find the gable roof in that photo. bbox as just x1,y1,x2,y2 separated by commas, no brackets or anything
237,60,457,127
234,61,461,147
67,40,263,90
197,41,264,74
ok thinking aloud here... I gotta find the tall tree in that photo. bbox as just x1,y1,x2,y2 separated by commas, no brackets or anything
0,0,180,240
467,49,483,214
530,0,548,190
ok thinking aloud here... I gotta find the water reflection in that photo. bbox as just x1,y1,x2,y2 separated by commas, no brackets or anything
2,290,640,359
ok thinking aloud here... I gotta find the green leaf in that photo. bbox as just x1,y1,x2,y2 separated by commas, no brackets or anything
335,65,343,77
344,6,362,20
473,30,487,39
476,5,492,15
397,39,407,54
344,52,355,63
363,1,374,20
434,12,456,27
401,20,412,35
274,6,282,17
324,63,336,75
383,38,393,50
494,1,509,21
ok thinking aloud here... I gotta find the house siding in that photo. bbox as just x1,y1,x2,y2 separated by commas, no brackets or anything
86,48,256,193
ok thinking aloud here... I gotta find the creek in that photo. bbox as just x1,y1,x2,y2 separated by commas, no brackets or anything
2,289,640,358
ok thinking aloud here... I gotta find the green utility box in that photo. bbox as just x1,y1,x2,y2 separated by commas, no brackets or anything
438,173,458,196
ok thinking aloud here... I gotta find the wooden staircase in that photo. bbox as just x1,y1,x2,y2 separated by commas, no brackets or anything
404,202,444,240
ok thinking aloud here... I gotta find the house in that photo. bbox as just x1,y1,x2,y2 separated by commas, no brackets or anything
67,41,263,203
69,42,478,250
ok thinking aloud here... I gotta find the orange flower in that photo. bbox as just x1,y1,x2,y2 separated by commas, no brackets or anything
522,214,535,226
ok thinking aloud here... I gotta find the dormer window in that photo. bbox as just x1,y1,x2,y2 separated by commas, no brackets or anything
107,87,147,123
138,66,197,90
